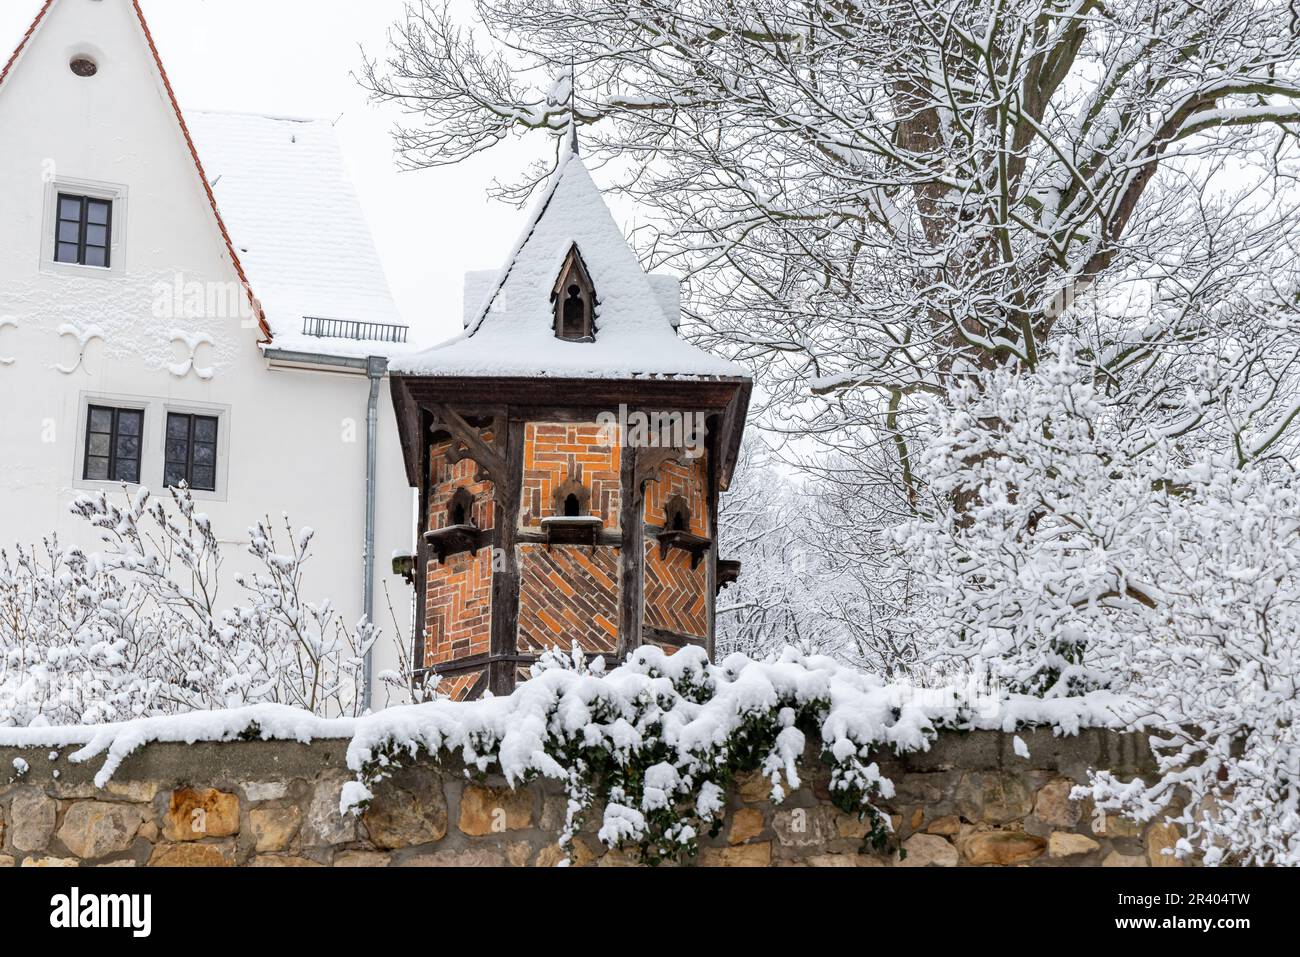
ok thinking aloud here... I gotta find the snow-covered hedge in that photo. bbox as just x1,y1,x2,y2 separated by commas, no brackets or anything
0,645,1131,864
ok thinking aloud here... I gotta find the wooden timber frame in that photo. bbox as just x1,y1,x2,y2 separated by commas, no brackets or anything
391,375,751,696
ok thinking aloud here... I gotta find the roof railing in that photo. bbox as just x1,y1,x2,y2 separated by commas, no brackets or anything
302,316,409,343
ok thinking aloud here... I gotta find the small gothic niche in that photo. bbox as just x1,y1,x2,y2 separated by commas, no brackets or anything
552,244,596,342
541,476,602,548
656,494,711,568
551,477,591,518
447,486,476,528
663,495,691,533
423,485,486,564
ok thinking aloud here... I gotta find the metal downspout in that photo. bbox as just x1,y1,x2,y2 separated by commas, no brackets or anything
362,355,386,711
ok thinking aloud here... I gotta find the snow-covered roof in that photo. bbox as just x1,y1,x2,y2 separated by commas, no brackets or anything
390,153,745,379
185,111,416,359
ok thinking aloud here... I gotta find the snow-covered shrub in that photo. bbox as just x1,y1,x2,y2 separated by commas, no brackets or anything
896,352,1300,864
0,540,164,727
0,486,376,725
343,643,1101,865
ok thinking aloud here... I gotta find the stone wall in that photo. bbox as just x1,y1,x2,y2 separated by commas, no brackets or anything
0,728,1186,867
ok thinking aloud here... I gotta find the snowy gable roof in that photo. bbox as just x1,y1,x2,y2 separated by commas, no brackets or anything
185,111,414,358
390,153,744,379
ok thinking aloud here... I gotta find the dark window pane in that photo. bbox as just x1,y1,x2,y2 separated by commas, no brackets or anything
54,195,112,267
118,411,142,435
165,438,188,463
85,406,142,485
193,443,215,466
166,414,190,439
190,466,215,491
164,463,187,488
194,417,217,442
115,435,139,460
89,408,113,432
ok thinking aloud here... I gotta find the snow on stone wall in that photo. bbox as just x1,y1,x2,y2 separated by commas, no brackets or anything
0,729,1188,868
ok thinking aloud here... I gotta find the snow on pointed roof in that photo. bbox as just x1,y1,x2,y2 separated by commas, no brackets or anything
390,153,746,379
186,111,415,358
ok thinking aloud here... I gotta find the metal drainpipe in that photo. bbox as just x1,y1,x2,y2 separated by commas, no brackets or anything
362,355,386,712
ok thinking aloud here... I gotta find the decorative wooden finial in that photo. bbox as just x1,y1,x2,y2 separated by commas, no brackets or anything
569,57,580,156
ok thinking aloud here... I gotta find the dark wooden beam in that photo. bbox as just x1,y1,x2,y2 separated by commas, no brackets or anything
487,417,524,695
705,424,721,659
617,444,643,658
643,626,707,649
401,375,747,410
412,406,432,674
715,382,751,490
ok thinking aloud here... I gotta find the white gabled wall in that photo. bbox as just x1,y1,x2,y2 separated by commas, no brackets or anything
0,0,416,709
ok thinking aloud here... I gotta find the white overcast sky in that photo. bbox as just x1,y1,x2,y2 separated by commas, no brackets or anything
0,0,587,346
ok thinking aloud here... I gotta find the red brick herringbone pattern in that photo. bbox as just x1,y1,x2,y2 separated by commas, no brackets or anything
438,669,486,701
643,540,707,638
643,454,709,639
424,547,493,666
522,423,621,528
517,544,620,655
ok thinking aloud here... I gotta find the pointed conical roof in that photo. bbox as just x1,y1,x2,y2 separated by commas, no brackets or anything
390,153,746,380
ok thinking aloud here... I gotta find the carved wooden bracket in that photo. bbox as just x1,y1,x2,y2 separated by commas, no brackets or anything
633,445,691,491
430,404,507,487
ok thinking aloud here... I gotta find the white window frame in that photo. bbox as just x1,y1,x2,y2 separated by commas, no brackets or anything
72,392,231,501
40,176,128,279
72,392,151,492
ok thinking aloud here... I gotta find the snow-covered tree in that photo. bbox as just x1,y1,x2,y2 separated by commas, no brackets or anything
362,0,1300,498
713,438,817,657
715,438,921,672
898,351,1300,864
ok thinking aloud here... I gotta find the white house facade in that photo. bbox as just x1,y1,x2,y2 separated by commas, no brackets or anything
0,0,418,708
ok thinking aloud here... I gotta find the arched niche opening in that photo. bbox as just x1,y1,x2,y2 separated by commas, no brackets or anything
551,244,596,342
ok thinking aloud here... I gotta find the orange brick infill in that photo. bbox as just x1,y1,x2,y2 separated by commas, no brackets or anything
428,437,496,532
424,547,493,667
522,422,622,528
643,454,709,536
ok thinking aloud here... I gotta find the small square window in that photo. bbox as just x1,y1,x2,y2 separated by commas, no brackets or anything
83,405,143,483
54,194,112,267
164,412,219,492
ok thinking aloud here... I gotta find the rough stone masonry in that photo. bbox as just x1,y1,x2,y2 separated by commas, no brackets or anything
0,728,1189,867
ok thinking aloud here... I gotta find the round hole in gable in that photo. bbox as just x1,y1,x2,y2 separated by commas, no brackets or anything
69,56,98,77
